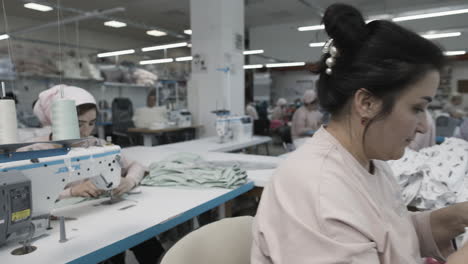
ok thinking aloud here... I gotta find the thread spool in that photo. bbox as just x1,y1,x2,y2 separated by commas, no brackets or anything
51,99,80,141
0,99,18,144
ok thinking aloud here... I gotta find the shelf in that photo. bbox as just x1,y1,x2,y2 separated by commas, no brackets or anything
0,73,103,82
103,82,153,89
159,79,187,83
0,73,186,90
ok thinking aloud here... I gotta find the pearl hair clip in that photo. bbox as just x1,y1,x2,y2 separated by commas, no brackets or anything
322,38,340,75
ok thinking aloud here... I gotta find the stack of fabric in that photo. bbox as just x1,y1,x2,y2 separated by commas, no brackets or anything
389,137,468,210
133,106,168,128
141,153,248,189
6,44,60,75
133,68,158,86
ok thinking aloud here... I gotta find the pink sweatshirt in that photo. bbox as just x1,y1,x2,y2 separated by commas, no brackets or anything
252,127,445,263
18,136,146,199
291,106,323,139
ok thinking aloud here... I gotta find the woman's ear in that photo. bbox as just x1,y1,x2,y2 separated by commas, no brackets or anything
353,88,382,118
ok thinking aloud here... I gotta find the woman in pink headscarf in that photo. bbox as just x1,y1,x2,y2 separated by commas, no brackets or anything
20,84,164,264
22,84,144,198
291,90,323,147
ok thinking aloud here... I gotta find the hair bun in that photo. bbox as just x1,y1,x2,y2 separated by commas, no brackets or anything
322,3,368,53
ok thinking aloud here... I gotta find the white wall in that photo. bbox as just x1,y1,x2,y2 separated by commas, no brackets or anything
253,72,271,102
451,61,468,107
270,70,318,104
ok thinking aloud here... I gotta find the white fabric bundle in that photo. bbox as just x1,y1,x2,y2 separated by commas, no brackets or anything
133,106,168,128
389,138,468,210
133,68,158,86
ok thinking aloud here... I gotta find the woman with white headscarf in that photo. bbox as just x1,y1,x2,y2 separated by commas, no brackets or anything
22,84,144,197
20,84,164,264
291,90,323,147
271,98,288,121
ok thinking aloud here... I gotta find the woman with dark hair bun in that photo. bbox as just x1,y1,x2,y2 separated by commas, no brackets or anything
252,3,468,264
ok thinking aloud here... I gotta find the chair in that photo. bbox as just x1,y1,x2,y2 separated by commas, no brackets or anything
160,216,253,264
111,98,136,146
279,125,295,152
435,115,459,137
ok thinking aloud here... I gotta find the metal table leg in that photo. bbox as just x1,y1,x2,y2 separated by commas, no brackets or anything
142,134,153,146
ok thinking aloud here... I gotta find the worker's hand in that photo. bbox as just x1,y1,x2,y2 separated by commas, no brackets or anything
447,243,468,264
112,177,137,196
70,180,103,198
70,137,103,148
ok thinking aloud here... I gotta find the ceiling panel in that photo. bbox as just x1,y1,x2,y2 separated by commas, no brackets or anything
1,0,467,59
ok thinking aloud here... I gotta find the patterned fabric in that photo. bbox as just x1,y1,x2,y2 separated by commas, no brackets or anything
389,137,468,210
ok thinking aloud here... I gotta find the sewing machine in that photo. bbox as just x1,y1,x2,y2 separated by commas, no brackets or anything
215,115,253,143
0,145,122,247
170,109,192,127
231,116,253,142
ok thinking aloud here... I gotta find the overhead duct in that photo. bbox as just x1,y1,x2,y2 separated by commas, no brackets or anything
297,0,324,17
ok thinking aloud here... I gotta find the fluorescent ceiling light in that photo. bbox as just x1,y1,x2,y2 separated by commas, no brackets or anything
244,64,263,69
422,32,461,39
146,30,167,37
365,14,392,23
97,49,135,58
175,56,193,62
139,58,174,65
104,20,127,28
266,62,305,68
0,34,9,40
24,2,53,12
142,42,188,52
444,50,466,56
298,25,325,32
309,42,326,47
243,49,264,55
393,8,468,22
184,29,192,35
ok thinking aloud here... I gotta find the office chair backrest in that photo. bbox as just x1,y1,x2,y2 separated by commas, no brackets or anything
161,216,254,264
112,98,134,130
435,115,459,137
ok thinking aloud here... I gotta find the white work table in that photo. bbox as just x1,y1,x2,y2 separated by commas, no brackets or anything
122,146,283,187
0,183,254,264
1,136,277,262
155,136,272,153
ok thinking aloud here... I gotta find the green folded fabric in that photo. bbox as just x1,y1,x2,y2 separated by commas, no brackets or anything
141,153,248,189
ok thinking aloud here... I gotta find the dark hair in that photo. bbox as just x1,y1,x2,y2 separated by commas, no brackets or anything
5,92,18,104
317,3,445,121
77,103,97,116
32,99,38,109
